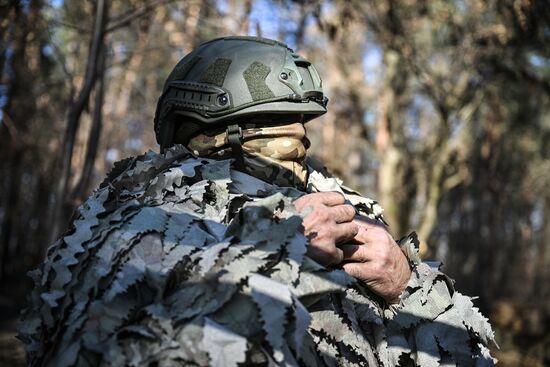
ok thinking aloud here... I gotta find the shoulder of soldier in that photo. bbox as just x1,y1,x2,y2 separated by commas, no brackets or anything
303,155,332,178
99,145,194,191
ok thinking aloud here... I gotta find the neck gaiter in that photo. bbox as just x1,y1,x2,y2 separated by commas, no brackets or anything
187,123,310,188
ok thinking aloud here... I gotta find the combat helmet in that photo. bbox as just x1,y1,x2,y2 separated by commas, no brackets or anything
154,36,328,151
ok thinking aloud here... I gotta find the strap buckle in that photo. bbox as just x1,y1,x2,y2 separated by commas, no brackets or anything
226,124,242,141
226,124,245,170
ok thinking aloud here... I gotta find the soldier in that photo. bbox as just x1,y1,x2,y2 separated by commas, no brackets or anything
20,36,495,366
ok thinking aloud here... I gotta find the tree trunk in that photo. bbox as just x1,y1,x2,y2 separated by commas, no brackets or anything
71,43,107,203
375,50,409,237
51,0,109,242
238,0,252,35
0,1,39,279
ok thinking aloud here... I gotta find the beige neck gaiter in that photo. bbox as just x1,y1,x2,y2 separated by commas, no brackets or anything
187,123,310,188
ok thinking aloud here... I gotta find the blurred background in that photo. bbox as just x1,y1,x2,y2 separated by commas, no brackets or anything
1,0,549,365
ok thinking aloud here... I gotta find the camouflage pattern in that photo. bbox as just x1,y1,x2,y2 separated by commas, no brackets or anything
187,123,309,188
19,145,496,366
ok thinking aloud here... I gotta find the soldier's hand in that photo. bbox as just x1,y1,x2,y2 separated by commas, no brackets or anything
294,192,358,267
340,217,411,304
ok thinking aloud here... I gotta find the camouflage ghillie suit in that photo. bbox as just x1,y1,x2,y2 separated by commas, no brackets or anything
19,144,496,367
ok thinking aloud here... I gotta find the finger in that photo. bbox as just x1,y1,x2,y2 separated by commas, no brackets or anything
342,262,364,280
340,244,369,262
353,215,388,230
294,192,345,212
342,262,378,281
318,191,346,206
330,204,356,223
307,244,344,267
333,222,359,244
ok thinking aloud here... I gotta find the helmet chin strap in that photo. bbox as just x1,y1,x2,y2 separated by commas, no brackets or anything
226,124,245,171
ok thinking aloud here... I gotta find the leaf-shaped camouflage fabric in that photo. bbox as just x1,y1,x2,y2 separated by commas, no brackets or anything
19,145,496,366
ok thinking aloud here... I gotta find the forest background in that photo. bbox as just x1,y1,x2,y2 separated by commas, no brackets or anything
1,0,549,365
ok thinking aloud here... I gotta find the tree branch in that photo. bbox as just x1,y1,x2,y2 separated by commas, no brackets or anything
49,18,90,33
105,0,175,34
51,0,109,242
71,43,106,203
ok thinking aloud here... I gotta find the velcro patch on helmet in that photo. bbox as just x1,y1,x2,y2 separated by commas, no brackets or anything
166,56,201,87
243,61,275,101
199,58,232,87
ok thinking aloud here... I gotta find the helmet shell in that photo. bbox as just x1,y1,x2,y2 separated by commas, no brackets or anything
154,36,327,149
